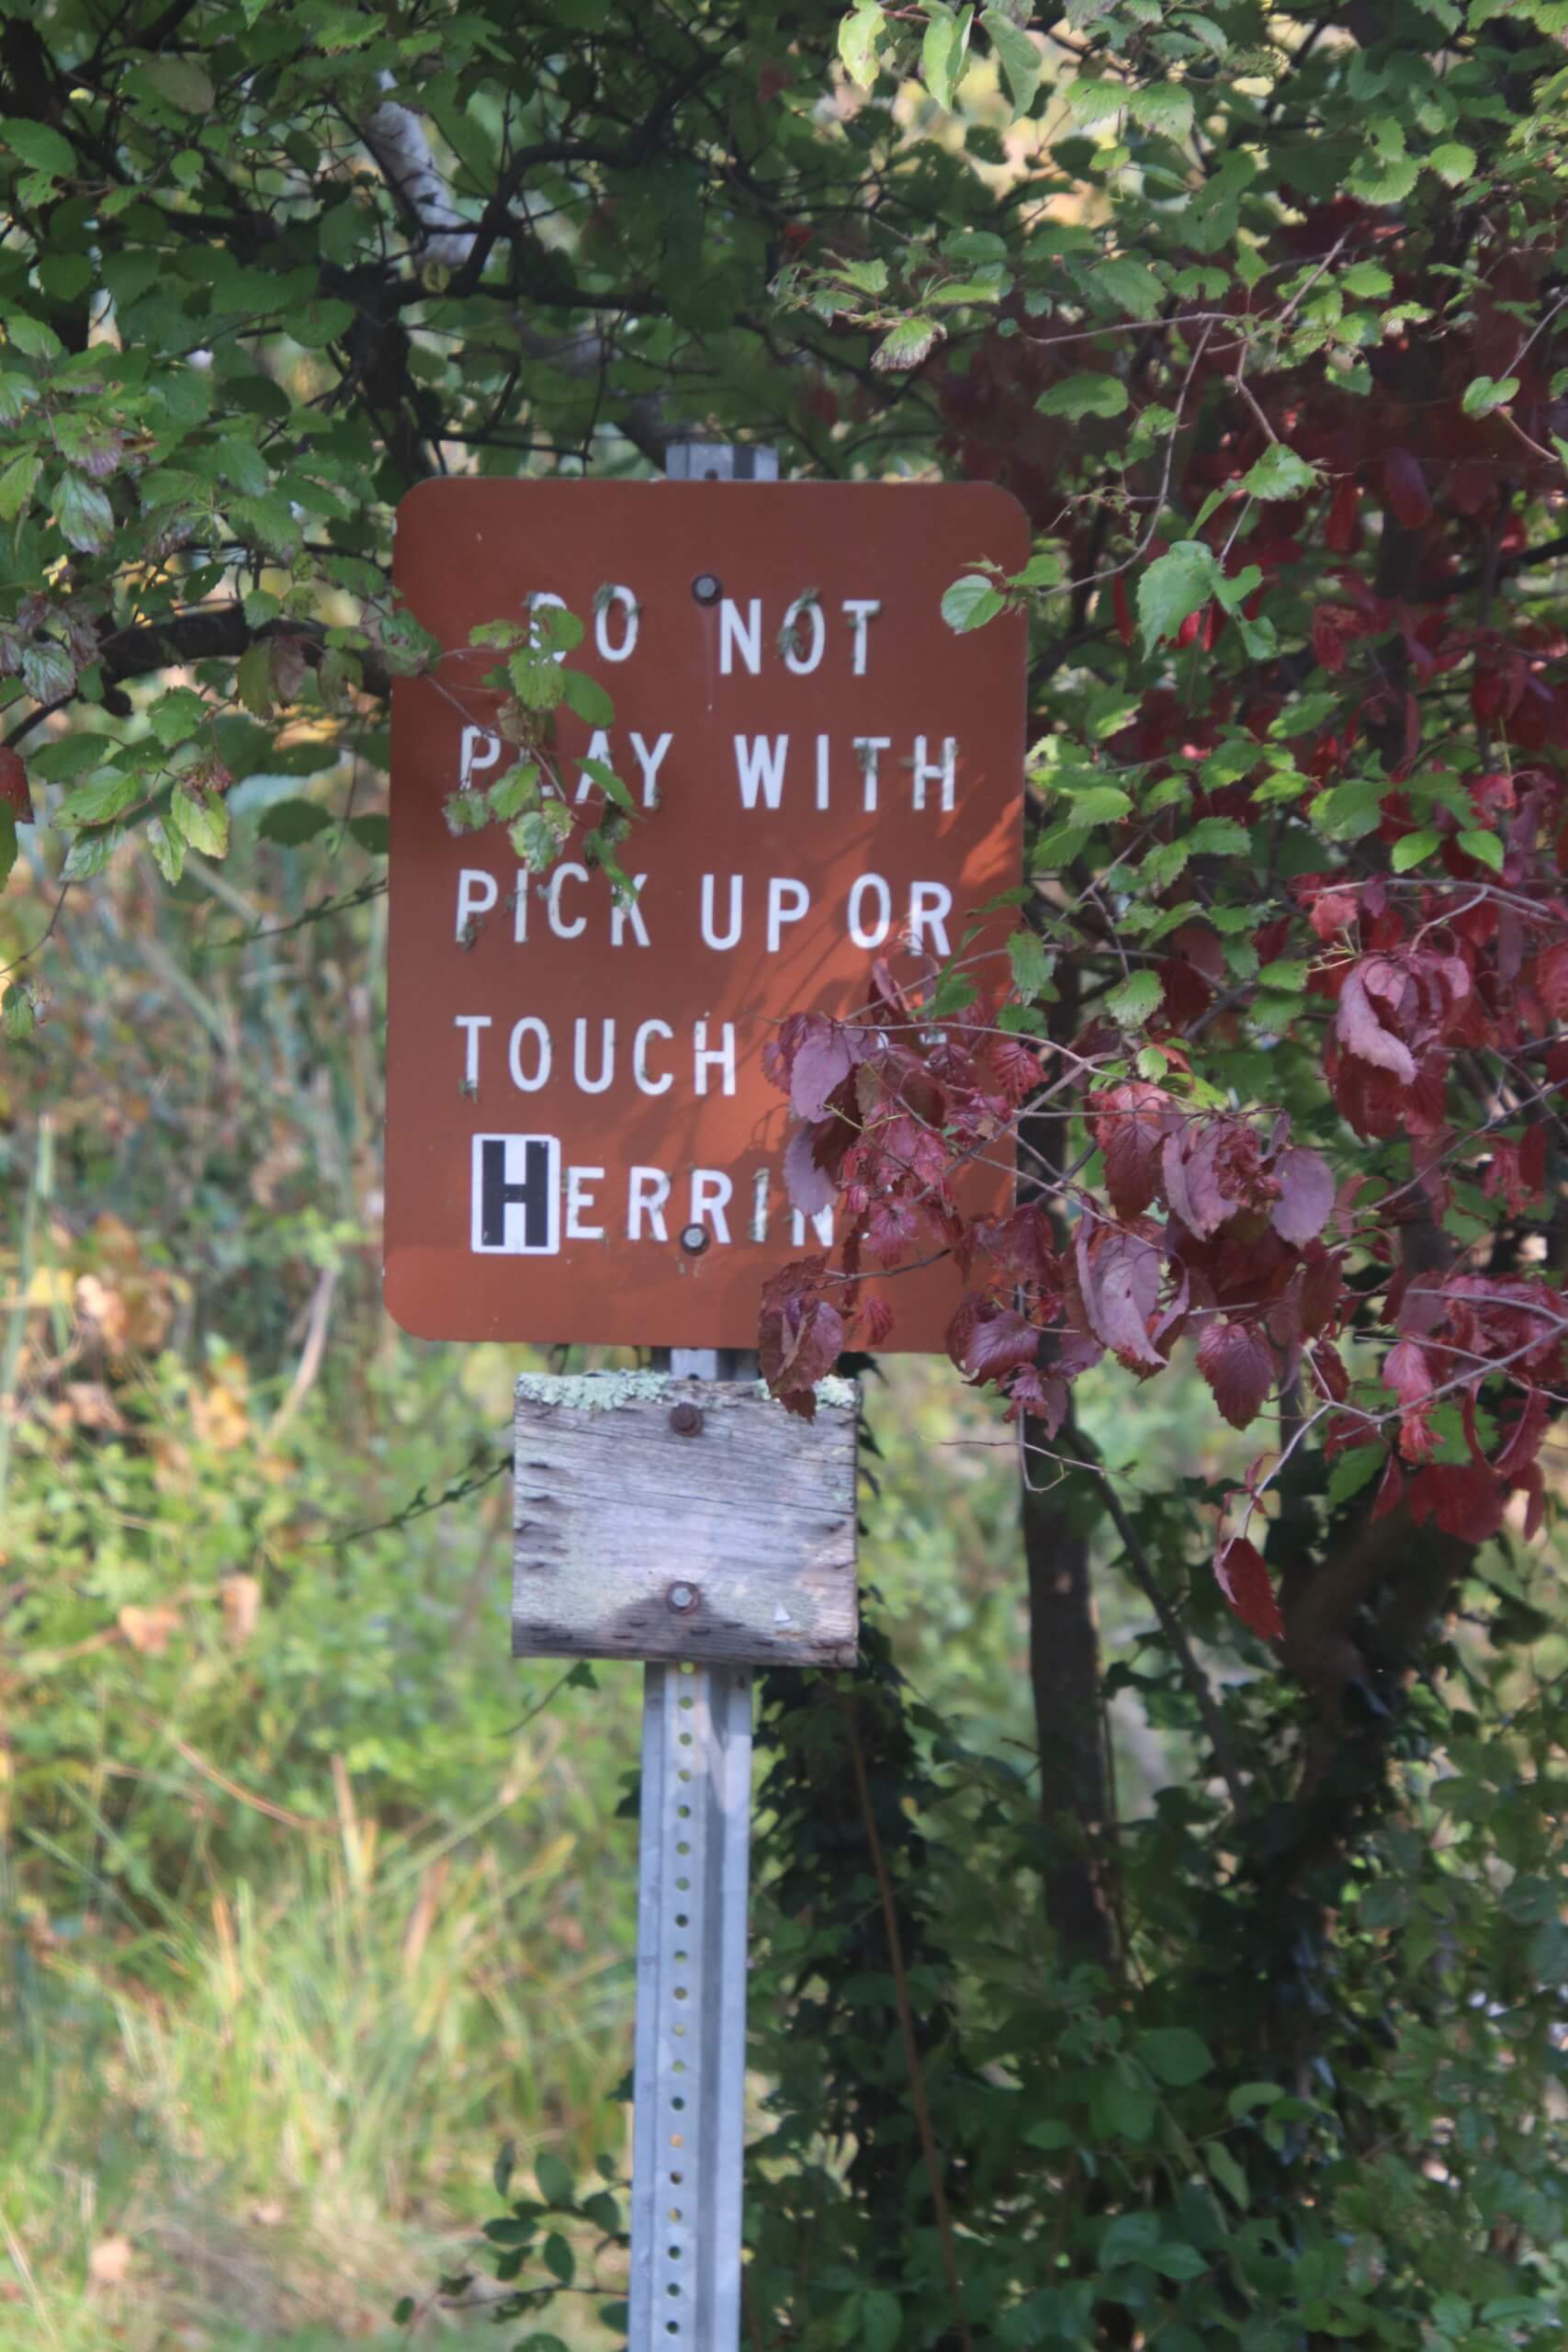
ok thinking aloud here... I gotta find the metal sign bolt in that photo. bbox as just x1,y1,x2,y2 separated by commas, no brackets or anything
691,572,722,605
667,1582,698,1612
679,1223,709,1254
669,1402,705,1437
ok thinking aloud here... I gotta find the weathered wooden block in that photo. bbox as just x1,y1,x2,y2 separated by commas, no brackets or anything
513,1371,859,1668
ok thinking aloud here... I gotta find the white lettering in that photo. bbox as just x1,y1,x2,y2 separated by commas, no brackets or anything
694,1019,737,1097
459,726,502,789
566,1164,604,1240
815,734,830,811
455,1013,491,1088
783,595,825,675
791,1205,835,1248
628,1165,671,1241
573,1017,615,1095
629,729,672,809
750,1169,770,1242
508,1016,551,1091
849,872,893,950
909,880,953,957
854,736,891,813
690,1168,732,1245
456,867,499,942
594,584,638,662
719,597,761,676
842,599,880,676
735,733,789,810
547,863,589,939
913,734,957,812
513,871,528,944
633,1019,673,1095
701,874,743,951
768,877,810,954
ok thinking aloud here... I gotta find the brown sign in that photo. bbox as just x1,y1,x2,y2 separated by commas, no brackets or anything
384,480,1027,1349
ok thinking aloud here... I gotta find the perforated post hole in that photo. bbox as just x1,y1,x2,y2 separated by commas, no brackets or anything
626,1657,753,2352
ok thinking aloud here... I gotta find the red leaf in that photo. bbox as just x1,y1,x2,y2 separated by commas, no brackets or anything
1213,1536,1283,1642
0,745,31,823
1324,473,1360,553
1495,1385,1548,1484
789,1017,860,1120
1383,1337,1438,1462
1372,1453,1404,1521
784,1122,838,1217
1382,446,1431,529
1336,958,1417,1081
860,1292,896,1348
1197,1319,1274,1429
947,1295,1040,1384
1075,1221,1166,1370
1092,1081,1170,1220
990,1034,1043,1103
1408,1463,1506,1545
1270,1147,1335,1245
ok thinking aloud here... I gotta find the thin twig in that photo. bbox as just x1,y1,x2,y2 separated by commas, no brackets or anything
842,1701,974,2352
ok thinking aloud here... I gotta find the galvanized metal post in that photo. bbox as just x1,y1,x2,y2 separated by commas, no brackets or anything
626,1347,756,2352
626,441,775,2352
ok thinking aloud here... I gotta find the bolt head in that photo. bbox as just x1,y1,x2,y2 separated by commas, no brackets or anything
691,572,722,605
668,1582,697,1612
678,1223,709,1255
669,1401,704,1437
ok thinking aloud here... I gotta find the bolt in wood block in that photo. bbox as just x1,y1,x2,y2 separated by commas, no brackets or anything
513,1370,859,1667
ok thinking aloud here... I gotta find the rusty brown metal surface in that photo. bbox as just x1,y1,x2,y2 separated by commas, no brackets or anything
384,479,1028,1348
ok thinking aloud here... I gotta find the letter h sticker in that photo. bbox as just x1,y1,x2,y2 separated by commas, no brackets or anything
471,1134,561,1254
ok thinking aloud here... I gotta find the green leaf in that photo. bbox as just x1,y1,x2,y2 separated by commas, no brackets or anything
0,449,41,523
1429,140,1476,185
1325,1446,1383,1508
1136,540,1217,653
349,814,389,854
132,55,216,113
1138,2027,1213,2085
59,771,141,826
0,802,16,892
534,2150,575,2208
258,798,332,845
1461,373,1519,418
1094,256,1163,320
1391,827,1440,872
541,2232,574,2285
1107,969,1163,1027
1342,260,1393,297
1069,75,1124,125
921,6,964,110
0,118,76,180
1187,815,1249,854
1008,929,1050,998
1037,372,1128,419
172,786,229,857
1241,442,1319,500
578,756,636,814
146,813,186,884
1205,2142,1250,2211
559,669,615,725
52,471,114,552
149,689,209,750
1226,2080,1287,2117
862,2289,902,2352
1457,827,1504,871
236,642,276,718
1068,784,1133,827
942,573,1004,632
840,5,886,90
982,10,1042,116
1129,83,1194,142
871,316,943,371
2,978,33,1038
61,823,126,881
